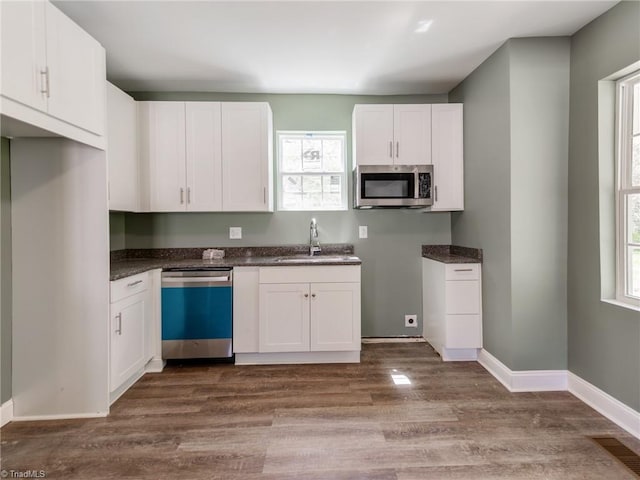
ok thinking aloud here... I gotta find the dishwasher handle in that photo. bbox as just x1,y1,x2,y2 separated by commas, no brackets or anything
162,275,232,288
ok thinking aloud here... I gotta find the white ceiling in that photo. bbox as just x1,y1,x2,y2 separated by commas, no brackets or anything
54,1,617,95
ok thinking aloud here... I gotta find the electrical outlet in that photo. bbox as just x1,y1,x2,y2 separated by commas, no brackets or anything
229,227,242,239
359,226,368,239
405,314,418,328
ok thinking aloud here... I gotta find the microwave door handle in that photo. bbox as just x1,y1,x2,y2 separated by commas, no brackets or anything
415,173,420,199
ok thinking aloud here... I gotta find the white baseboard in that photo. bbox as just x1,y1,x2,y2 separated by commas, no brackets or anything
145,357,166,373
567,372,640,439
478,349,567,392
478,349,639,439
362,337,426,344
442,347,480,361
1,399,14,427
235,350,360,365
12,411,108,422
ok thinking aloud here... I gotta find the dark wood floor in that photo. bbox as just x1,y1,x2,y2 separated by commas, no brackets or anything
2,342,639,479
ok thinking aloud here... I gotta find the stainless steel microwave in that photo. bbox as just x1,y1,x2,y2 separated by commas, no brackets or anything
354,165,433,208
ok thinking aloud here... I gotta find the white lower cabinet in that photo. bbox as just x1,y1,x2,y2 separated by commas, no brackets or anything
234,265,361,364
109,272,151,400
422,259,482,361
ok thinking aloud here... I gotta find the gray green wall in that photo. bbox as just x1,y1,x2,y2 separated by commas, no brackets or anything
567,1,640,411
449,37,570,371
124,93,451,337
109,212,126,251
1,137,12,403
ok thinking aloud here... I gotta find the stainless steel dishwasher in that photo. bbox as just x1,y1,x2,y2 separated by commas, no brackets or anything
161,267,233,359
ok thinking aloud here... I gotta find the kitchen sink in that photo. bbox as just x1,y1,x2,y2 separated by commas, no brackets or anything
273,255,358,263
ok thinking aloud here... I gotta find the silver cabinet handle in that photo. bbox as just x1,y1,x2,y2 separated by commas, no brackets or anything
389,141,393,158
115,313,122,335
180,188,184,204
434,185,438,202
263,187,267,204
40,67,50,98
454,268,473,272
187,187,191,204
127,280,143,287
396,141,399,158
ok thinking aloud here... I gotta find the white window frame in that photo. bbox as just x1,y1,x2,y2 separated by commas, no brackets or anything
277,131,348,212
615,70,640,307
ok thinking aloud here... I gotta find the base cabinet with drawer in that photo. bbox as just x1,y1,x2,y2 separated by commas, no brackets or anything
233,265,361,365
422,259,482,361
109,272,150,402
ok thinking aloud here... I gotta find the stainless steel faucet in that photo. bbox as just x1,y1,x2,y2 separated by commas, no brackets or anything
309,218,321,256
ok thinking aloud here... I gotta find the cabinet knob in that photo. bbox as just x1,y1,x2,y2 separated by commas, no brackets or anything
304,293,309,298
311,293,316,298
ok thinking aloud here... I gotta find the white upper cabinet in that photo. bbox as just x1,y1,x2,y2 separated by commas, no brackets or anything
393,105,432,165
0,1,106,148
0,1,47,113
221,102,273,212
352,104,394,166
143,102,187,212
139,101,272,212
186,102,223,211
107,83,138,212
44,2,105,136
352,104,431,166
430,104,464,211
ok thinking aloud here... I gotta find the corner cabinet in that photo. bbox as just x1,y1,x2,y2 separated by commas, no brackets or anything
352,104,431,166
422,259,482,361
0,0,106,149
233,265,361,365
138,101,273,212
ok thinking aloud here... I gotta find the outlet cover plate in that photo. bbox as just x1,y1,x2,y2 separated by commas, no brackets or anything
359,226,368,239
405,314,418,328
229,227,242,239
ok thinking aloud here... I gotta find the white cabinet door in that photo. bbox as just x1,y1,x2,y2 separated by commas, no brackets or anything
0,1,47,113
259,283,310,352
310,283,361,352
44,2,105,136
107,83,138,211
185,102,222,211
431,104,464,211
145,102,187,212
110,293,146,393
221,102,273,211
352,104,394,166
393,104,431,165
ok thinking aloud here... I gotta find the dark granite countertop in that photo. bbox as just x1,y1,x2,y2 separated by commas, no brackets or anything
422,245,483,264
110,244,360,281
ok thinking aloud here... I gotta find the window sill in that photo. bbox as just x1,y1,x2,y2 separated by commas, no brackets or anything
601,298,640,313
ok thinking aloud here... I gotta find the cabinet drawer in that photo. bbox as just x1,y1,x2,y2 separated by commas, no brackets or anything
110,272,148,303
445,264,480,281
445,315,482,348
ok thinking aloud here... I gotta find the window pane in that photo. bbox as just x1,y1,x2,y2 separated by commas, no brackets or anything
282,175,302,193
633,135,640,186
322,139,344,172
302,192,322,209
629,193,640,244
629,247,640,298
302,139,322,171
633,82,639,136
282,192,302,210
322,175,342,194
282,139,302,172
302,175,322,193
